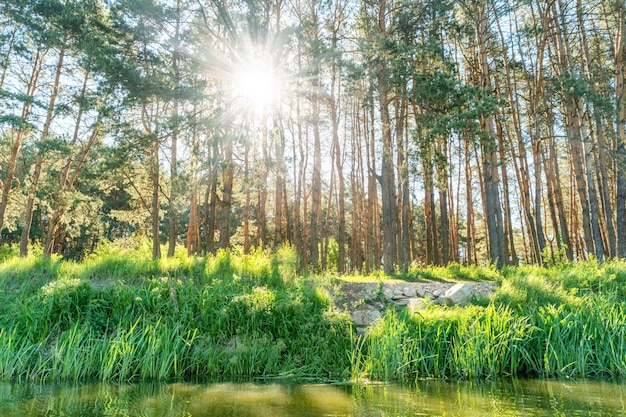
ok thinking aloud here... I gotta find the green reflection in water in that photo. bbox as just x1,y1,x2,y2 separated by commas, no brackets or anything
0,379,624,417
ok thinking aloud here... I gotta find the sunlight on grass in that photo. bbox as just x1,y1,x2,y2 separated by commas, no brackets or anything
1,243,626,382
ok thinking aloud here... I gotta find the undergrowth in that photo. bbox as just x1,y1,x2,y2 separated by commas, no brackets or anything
1,242,626,383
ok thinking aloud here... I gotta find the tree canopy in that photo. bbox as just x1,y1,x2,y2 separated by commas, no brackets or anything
1,0,625,271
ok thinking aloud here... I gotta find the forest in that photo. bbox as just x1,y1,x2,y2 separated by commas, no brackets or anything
1,0,625,274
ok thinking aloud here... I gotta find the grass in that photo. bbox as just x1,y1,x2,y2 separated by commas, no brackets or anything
0,242,353,382
350,261,626,381
1,242,626,382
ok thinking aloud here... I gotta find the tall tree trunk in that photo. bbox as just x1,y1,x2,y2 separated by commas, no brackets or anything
553,0,604,260
475,2,506,268
496,116,517,265
243,139,251,254
44,72,100,255
187,114,200,256
168,3,181,257
351,101,365,271
218,137,233,249
20,44,66,257
616,0,626,258
205,141,219,254
151,134,161,260
167,110,178,257
420,137,439,265
377,0,398,274
545,111,574,260
464,134,477,265
274,120,286,248
321,156,335,271
293,98,307,263
365,98,381,272
398,101,411,272
577,0,616,257
309,87,322,271
0,49,43,236
330,60,346,273
187,189,200,255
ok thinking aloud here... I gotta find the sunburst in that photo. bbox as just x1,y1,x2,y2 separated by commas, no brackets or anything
232,57,280,117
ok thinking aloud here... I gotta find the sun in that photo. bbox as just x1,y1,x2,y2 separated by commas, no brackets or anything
232,58,281,117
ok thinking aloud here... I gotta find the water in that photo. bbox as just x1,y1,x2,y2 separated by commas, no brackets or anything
0,378,625,416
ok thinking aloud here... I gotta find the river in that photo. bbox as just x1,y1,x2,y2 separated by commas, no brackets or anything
0,378,624,416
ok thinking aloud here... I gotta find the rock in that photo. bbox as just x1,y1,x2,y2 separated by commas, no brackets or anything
351,306,382,327
439,283,474,306
415,286,426,297
408,298,426,311
391,289,405,300
432,289,444,298
403,287,417,297
394,298,410,306
383,287,394,299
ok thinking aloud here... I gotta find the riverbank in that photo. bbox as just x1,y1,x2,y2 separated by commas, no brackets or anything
1,243,626,382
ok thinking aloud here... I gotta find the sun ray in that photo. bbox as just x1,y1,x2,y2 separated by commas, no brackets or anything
232,57,280,117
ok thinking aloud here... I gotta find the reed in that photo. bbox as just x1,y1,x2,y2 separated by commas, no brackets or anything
0,244,353,382
351,261,626,381
2,245,626,383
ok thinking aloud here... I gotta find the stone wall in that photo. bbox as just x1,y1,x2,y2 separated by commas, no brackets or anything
330,281,496,330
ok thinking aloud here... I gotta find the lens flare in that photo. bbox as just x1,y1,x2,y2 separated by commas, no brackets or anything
233,59,280,117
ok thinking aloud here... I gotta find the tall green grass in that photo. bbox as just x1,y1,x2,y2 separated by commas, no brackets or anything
0,242,352,382
2,244,626,383
351,262,626,381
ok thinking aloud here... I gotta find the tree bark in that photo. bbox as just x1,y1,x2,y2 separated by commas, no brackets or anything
475,2,506,268
0,49,43,237
552,0,604,260
376,0,398,274
20,44,66,256
616,0,626,257
218,137,233,249
151,134,161,260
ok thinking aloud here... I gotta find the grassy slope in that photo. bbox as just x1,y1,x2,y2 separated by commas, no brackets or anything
1,242,626,382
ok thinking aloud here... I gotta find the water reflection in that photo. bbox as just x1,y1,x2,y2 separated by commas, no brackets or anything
0,378,624,416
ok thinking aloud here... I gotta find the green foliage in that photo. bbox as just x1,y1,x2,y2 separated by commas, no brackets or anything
0,245,352,382
2,251,626,383
350,260,626,381
39,278,94,330
541,243,570,268
405,262,500,282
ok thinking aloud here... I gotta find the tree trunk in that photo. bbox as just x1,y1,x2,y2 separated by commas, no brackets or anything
20,44,66,257
205,141,219,254
0,49,43,237
218,137,233,249
44,72,100,256
274,119,286,248
187,115,200,256
168,5,181,257
399,103,411,272
496,116,517,265
330,60,346,273
616,1,626,257
464,134,477,265
475,3,506,268
167,111,178,257
552,0,604,260
545,111,574,260
366,98,381,271
151,135,161,260
577,0,616,257
377,0,398,274
243,140,251,254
